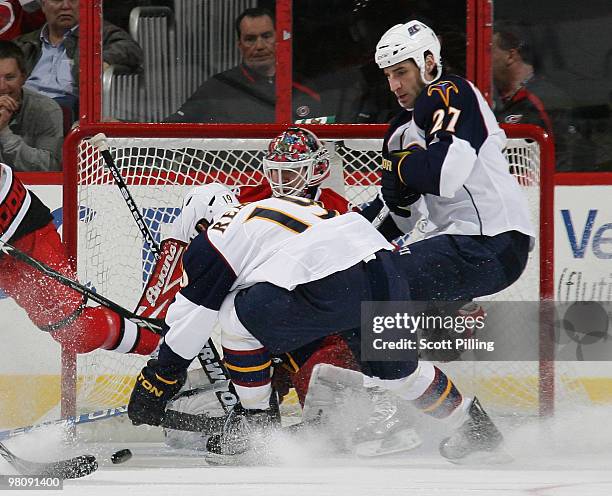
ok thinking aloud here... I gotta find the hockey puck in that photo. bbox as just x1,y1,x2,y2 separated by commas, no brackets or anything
110,449,132,465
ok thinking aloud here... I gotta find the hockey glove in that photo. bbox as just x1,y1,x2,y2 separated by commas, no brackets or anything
128,359,186,426
381,148,422,217
381,169,421,218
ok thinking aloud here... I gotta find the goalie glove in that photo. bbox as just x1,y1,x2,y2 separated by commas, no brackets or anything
381,146,423,217
128,359,186,426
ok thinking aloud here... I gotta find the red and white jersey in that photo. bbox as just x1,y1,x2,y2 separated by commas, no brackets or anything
0,163,31,243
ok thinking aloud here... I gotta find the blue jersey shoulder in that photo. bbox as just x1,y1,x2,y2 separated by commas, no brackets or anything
180,231,237,310
414,75,487,151
414,76,474,123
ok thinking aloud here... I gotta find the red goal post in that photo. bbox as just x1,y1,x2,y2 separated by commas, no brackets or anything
61,122,555,419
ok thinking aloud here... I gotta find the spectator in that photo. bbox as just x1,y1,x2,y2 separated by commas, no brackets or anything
0,0,45,40
492,21,590,171
14,0,143,122
0,40,62,171
165,7,327,124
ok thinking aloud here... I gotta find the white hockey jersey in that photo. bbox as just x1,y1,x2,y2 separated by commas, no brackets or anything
164,196,393,360
384,75,535,242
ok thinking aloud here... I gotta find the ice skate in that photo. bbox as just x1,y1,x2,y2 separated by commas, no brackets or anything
352,388,421,457
205,398,281,465
439,397,511,464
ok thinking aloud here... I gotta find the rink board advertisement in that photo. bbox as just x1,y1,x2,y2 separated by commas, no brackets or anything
1,181,612,427
555,186,612,302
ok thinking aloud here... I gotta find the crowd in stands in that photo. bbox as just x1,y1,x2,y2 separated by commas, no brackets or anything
0,1,608,172
0,0,143,171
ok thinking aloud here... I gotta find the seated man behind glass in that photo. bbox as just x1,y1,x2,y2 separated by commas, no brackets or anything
14,0,143,124
165,7,327,124
0,40,62,171
491,21,593,171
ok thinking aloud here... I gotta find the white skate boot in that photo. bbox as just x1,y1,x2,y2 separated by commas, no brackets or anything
352,388,422,457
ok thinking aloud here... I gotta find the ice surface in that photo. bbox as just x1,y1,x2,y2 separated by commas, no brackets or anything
2,406,612,496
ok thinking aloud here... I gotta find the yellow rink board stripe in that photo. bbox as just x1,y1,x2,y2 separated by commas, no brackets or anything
1,374,612,428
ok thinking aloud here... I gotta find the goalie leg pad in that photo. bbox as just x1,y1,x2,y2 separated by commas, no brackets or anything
291,335,360,405
135,238,187,321
302,363,365,422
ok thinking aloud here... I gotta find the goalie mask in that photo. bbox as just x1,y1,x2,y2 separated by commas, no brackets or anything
375,20,442,84
173,183,239,242
262,127,330,197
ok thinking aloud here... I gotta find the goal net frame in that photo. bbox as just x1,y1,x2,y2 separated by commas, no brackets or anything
61,122,555,420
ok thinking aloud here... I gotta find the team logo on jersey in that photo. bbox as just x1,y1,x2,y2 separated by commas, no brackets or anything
427,81,459,107
505,114,524,124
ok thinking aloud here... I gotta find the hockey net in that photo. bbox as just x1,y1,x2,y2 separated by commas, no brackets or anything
60,123,586,424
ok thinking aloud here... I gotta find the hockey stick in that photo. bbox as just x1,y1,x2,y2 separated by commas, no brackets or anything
0,239,164,334
89,133,160,257
88,134,237,411
160,408,319,435
0,385,224,442
0,406,129,442
0,441,97,479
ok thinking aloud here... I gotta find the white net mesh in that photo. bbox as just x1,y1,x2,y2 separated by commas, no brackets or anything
69,134,586,419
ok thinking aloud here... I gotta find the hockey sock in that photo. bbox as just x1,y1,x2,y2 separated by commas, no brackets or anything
130,327,161,355
411,365,465,420
105,316,161,355
364,361,465,420
223,346,272,410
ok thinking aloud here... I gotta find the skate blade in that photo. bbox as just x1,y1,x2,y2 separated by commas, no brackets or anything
205,450,274,466
355,428,422,457
445,445,514,465
204,443,279,466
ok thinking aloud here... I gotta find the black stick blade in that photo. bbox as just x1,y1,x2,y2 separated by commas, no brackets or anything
34,455,98,479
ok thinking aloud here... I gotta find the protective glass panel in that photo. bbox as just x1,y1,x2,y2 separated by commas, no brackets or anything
101,0,467,124
493,0,612,172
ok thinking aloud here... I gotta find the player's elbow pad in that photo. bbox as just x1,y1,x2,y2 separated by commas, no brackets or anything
438,136,478,197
